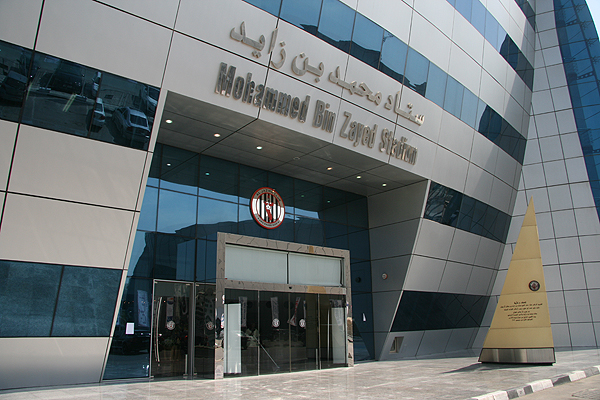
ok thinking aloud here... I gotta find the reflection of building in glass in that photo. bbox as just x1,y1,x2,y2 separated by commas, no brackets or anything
1,0,600,390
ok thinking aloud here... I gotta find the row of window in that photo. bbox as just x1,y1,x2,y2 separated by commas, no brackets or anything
448,0,534,90
423,182,512,243
243,0,527,164
554,0,600,222
391,290,490,331
0,40,159,151
0,260,121,337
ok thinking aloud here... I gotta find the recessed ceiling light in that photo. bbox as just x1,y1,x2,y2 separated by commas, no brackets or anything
382,183,387,187
205,172,210,176
327,167,333,170
165,119,173,124
356,175,362,179
256,146,263,150
166,163,172,167
214,133,221,137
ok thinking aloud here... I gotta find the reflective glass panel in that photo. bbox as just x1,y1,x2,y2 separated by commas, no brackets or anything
425,62,447,108
128,231,155,278
460,89,479,128
52,266,121,336
157,189,197,236
197,197,238,239
404,48,429,96
199,155,238,203
0,261,61,337
138,186,158,232
280,0,321,34
160,146,199,194
379,32,407,83
22,54,94,138
154,234,196,281
350,13,384,69
317,0,355,53
0,40,31,122
103,277,152,379
443,76,464,118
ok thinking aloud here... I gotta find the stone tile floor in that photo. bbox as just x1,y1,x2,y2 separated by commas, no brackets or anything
2,349,600,400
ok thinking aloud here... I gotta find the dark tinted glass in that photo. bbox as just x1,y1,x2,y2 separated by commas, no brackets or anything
0,261,61,337
350,14,384,69
347,196,368,228
160,146,199,194
128,231,155,278
378,32,407,83
103,277,152,379
460,89,479,128
317,0,355,53
22,54,93,137
138,186,158,232
295,180,322,218
348,229,370,260
391,291,489,331
404,48,429,96
154,234,195,281
52,266,121,336
295,216,325,246
147,144,161,187
443,76,464,118
157,189,197,236
280,0,321,34
199,155,238,202
0,40,31,122
89,73,156,150
239,165,267,205
324,221,348,249
197,196,238,239
425,63,447,108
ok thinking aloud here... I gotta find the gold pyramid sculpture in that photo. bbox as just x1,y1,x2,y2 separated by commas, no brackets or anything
479,199,555,364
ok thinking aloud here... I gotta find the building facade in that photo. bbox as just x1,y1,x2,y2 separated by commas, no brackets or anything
0,0,599,390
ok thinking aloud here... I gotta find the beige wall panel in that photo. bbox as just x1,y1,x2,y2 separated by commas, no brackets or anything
36,0,171,86
0,120,17,191
0,0,43,49
9,126,146,210
0,337,109,389
0,194,134,269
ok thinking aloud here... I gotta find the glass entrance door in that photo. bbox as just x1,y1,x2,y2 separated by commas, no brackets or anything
193,283,215,378
151,281,191,378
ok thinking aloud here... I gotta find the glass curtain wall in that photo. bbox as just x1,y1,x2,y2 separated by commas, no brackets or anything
103,143,372,380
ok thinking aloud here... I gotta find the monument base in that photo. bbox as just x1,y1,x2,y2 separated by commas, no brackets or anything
479,348,555,364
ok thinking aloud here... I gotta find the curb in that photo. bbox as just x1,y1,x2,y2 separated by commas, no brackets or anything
470,365,600,400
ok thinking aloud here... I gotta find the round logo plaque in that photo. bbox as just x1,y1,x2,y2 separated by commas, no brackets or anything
250,187,285,229
166,320,175,330
529,280,540,291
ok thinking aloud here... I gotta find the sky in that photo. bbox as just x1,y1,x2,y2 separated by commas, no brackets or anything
588,0,600,37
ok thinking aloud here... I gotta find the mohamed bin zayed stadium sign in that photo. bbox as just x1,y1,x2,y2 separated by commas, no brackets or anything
251,187,285,229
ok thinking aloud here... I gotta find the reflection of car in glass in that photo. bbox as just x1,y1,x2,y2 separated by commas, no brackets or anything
140,85,159,114
0,69,27,102
39,60,84,95
113,107,151,144
87,98,105,131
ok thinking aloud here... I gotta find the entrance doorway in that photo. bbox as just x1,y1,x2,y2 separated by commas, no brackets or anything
150,281,215,379
223,289,347,377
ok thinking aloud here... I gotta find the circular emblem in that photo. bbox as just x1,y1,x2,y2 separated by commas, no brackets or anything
272,318,280,328
299,319,306,328
206,321,214,330
251,187,285,229
529,280,540,291
166,320,175,331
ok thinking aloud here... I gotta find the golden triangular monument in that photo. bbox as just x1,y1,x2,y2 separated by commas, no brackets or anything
479,199,555,364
